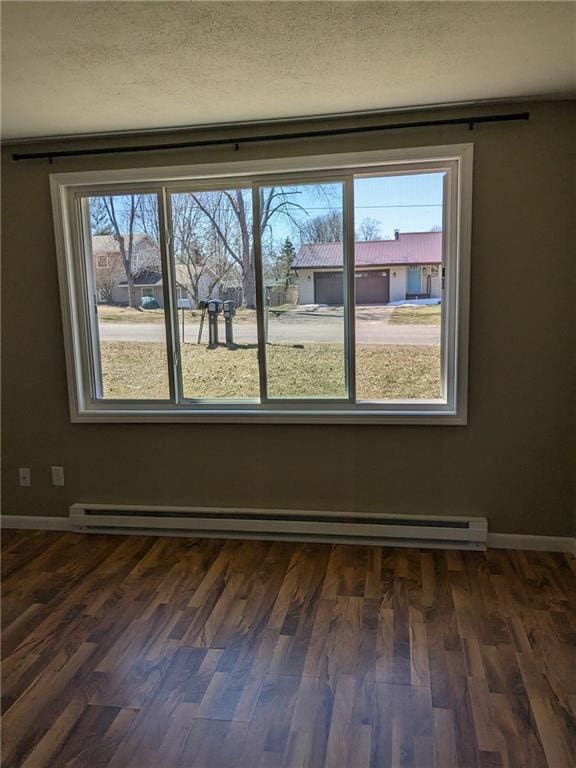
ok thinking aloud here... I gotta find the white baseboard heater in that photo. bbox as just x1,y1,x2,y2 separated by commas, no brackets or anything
69,504,488,551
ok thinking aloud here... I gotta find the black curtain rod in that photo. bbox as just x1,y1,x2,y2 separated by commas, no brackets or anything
12,111,529,162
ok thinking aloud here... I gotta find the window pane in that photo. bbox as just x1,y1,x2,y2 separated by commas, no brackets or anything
86,193,170,400
353,172,444,401
169,188,259,400
261,181,347,399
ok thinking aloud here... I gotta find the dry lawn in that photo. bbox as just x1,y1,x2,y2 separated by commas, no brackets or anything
101,342,441,401
97,305,258,324
97,306,166,323
389,305,441,325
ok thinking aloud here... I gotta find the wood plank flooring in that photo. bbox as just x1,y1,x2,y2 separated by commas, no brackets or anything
2,530,575,768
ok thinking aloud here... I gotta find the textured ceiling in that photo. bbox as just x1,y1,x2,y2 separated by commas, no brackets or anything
2,1,575,140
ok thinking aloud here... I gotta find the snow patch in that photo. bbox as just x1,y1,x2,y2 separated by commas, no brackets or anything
387,298,442,307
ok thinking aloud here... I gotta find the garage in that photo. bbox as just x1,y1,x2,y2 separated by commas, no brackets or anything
314,271,343,305
314,270,390,305
355,270,390,304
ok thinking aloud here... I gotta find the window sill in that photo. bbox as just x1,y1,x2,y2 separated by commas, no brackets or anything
71,404,466,425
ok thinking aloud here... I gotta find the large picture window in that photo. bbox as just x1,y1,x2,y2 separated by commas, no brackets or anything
51,144,472,423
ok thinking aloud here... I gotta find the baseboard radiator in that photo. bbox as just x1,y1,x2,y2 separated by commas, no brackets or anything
69,504,488,551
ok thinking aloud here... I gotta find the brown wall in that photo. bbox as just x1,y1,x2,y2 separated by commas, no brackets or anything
2,100,575,536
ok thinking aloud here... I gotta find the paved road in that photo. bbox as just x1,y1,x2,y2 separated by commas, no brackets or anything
100,320,440,346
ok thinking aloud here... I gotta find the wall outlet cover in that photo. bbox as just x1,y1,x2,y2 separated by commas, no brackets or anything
51,466,65,486
18,468,31,487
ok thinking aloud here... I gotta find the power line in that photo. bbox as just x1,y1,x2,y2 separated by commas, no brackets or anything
292,204,443,210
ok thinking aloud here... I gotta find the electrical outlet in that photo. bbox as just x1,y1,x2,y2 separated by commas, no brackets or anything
51,466,65,486
18,468,31,487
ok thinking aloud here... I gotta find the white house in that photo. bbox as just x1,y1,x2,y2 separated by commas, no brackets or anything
292,231,442,305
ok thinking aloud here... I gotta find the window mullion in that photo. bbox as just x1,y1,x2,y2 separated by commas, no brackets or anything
251,183,268,402
159,187,182,403
343,175,356,403
78,195,104,401
440,164,459,408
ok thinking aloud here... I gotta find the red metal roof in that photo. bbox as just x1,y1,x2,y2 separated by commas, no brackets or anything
292,232,442,269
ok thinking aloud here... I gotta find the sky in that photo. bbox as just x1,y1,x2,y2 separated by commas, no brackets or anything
90,172,444,250
264,172,444,245
354,172,444,238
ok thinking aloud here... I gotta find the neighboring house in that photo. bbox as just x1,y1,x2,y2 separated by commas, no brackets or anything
116,268,165,306
92,234,241,307
115,265,200,307
292,231,442,305
114,265,239,309
92,234,162,305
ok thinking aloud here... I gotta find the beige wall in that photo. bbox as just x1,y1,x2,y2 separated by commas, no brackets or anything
390,267,406,303
296,269,316,304
2,101,575,536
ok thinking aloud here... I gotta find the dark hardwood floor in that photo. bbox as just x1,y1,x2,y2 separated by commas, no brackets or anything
1,530,575,768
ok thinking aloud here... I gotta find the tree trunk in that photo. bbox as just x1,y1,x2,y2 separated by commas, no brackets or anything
242,267,256,309
233,191,257,309
240,236,256,308
127,272,138,308
190,280,200,307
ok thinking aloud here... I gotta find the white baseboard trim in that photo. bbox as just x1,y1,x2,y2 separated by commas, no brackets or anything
487,532,576,553
1,515,73,532
2,515,575,554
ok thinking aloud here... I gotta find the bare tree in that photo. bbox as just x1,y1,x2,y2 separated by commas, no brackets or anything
187,190,255,305
298,211,343,243
189,188,304,308
138,195,161,246
357,217,382,241
171,193,238,306
101,195,143,308
171,195,205,305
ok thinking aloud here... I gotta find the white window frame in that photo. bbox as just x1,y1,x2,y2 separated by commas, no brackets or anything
50,144,472,424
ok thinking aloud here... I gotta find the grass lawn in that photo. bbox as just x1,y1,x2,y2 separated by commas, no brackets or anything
97,306,167,323
97,305,258,324
389,304,441,325
101,342,441,400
